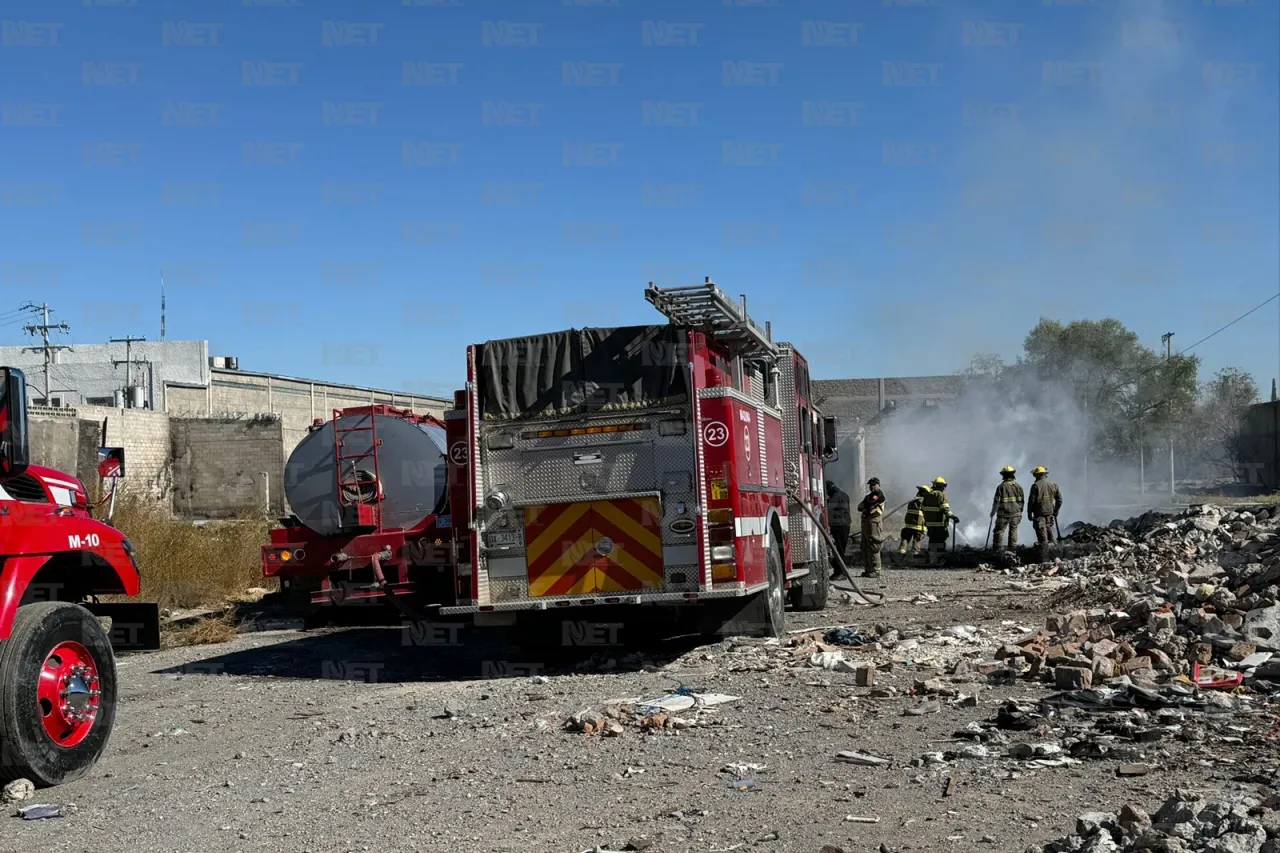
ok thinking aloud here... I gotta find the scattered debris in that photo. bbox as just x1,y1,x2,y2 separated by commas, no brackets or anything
1029,790,1280,853
1,779,33,805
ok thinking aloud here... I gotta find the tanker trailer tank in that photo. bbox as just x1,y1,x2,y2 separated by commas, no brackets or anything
284,410,448,536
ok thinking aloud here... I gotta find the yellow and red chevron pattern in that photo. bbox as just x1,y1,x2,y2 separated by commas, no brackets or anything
522,497,664,596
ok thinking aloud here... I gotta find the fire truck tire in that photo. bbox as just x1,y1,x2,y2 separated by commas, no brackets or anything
0,602,117,787
789,540,830,612
704,536,786,639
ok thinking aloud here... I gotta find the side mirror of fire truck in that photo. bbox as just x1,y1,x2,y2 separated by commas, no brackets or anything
0,367,31,478
821,416,839,461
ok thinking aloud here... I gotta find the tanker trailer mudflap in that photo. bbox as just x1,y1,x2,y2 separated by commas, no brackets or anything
83,601,161,651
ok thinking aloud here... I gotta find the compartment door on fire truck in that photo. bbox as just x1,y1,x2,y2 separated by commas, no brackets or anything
521,497,664,596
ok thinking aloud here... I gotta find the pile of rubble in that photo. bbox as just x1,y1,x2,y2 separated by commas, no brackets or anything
1029,790,1280,853
992,503,1278,581
980,505,1280,694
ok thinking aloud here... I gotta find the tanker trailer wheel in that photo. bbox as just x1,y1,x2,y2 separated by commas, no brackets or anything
789,538,830,612
0,602,117,787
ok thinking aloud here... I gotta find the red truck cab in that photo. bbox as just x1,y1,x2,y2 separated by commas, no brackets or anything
0,367,154,788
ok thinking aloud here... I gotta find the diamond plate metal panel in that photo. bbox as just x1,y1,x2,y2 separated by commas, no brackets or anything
474,409,703,599
488,577,526,602
663,565,699,591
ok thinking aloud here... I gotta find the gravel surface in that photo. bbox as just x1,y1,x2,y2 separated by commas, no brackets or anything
5,569,1276,853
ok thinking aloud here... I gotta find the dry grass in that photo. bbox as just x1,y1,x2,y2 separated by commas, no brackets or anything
162,612,240,648
108,495,276,610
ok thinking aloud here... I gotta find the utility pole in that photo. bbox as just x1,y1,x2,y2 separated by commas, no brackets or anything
21,302,71,405
110,336,146,408
1162,332,1175,499
160,270,166,341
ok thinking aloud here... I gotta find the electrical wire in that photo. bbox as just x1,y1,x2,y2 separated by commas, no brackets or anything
1172,291,1279,358
1089,290,1280,398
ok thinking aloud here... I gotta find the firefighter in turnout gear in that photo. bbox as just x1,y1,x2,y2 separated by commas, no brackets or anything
1028,466,1063,561
856,477,886,578
990,466,1025,550
922,477,959,565
825,480,852,578
897,484,931,556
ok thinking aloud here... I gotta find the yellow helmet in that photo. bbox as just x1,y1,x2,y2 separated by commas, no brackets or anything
933,476,946,486
917,484,931,495
1000,465,1015,474
1032,466,1047,476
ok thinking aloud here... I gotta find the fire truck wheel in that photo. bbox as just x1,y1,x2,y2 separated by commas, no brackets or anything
0,602,117,787
789,540,830,612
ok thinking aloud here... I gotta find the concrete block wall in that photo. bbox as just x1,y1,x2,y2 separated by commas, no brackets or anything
78,405,173,501
171,417,285,518
27,404,172,503
26,406,79,477
166,371,449,463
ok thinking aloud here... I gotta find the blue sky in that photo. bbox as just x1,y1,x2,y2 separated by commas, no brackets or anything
0,0,1276,400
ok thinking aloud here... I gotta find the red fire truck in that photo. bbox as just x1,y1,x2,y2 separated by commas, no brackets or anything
0,367,156,787
438,279,839,637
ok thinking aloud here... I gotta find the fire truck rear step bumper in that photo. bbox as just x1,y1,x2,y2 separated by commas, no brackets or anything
439,583,767,615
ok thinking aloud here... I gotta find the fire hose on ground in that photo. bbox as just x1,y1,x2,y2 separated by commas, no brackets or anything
786,489,884,607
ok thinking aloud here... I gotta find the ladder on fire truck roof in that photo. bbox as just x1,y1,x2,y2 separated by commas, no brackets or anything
645,278,779,360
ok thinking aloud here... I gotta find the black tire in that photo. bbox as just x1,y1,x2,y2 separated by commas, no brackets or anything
705,533,786,639
0,602,117,787
790,538,830,612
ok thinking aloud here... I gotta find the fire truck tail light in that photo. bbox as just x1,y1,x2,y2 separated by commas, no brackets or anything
658,419,686,436
707,508,733,525
710,545,735,563
712,563,736,581
278,550,292,562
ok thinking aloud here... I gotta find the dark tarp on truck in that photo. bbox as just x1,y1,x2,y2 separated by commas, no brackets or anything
477,324,691,420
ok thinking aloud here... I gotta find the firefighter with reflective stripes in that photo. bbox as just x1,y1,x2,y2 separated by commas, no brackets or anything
897,484,930,556
1028,465,1063,562
856,477,886,578
922,476,958,565
990,466,1024,550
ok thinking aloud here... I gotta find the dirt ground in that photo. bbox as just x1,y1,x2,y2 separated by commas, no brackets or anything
6,568,1276,853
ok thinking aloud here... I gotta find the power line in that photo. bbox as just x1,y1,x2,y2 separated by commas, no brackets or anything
1173,291,1280,357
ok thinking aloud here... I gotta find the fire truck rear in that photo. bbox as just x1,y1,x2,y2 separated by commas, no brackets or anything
440,279,839,637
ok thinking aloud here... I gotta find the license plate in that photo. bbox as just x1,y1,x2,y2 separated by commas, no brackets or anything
488,531,519,546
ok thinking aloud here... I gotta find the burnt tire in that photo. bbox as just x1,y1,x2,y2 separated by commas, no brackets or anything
789,539,830,612
0,602,117,787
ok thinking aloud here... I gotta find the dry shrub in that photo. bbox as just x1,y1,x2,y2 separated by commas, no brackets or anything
163,612,239,648
108,495,275,610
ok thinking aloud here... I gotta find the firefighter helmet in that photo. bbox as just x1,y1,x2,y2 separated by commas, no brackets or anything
1000,465,1015,475
1032,466,1047,476
867,477,880,486
933,476,947,486
825,480,836,492
917,484,931,495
